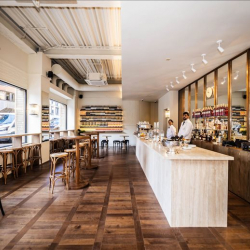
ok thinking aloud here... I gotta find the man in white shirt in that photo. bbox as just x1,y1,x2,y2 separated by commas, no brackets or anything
166,119,176,139
178,112,193,140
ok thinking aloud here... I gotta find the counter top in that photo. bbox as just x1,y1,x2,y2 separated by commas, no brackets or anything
136,137,234,161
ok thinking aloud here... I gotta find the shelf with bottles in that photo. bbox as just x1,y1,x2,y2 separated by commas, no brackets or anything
42,105,50,132
80,106,123,111
192,104,229,119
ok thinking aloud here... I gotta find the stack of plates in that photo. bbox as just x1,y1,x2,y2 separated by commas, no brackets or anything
182,144,196,150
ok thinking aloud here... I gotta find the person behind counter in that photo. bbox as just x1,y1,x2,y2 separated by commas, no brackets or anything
178,111,193,140
166,119,176,139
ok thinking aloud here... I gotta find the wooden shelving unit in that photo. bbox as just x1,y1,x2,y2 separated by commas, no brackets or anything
79,106,123,132
42,105,50,132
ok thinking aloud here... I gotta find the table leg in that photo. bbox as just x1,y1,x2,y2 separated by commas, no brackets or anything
68,139,89,189
97,134,99,158
75,139,80,184
86,138,98,169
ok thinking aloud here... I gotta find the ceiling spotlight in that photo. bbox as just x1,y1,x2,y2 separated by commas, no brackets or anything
182,71,187,79
234,71,239,80
170,81,174,88
166,85,169,92
201,54,208,65
217,40,224,53
221,77,226,85
191,64,196,73
176,77,180,84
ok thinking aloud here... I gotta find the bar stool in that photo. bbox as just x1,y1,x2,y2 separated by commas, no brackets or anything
113,140,121,147
101,140,108,148
0,198,4,216
49,152,69,194
64,149,76,177
57,139,64,152
91,137,97,158
0,149,15,184
31,143,42,168
73,143,86,168
50,139,57,153
11,147,24,177
22,144,34,173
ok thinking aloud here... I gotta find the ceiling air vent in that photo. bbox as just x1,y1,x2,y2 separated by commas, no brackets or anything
85,73,108,86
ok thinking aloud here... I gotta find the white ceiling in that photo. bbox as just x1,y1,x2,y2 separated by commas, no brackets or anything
0,2,121,83
121,1,250,101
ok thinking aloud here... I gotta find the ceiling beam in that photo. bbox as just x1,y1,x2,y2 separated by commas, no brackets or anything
0,1,121,8
0,14,36,54
45,48,121,60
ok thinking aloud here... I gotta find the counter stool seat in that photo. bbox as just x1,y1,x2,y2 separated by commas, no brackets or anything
49,152,69,194
0,149,15,184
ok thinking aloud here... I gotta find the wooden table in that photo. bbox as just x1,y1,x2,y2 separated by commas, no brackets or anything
120,135,129,149
63,135,91,189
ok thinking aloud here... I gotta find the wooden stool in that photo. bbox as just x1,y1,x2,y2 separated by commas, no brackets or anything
64,149,76,177
31,143,42,168
91,138,97,158
73,143,86,168
0,149,15,184
49,152,69,194
22,144,34,173
11,147,24,177
50,139,57,153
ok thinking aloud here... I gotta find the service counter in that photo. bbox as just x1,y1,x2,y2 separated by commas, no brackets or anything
135,136,233,227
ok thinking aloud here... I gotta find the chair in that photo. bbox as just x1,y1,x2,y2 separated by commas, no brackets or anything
0,149,15,184
113,140,120,147
64,149,76,177
49,152,69,194
0,198,4,216
11,147,24,177
22,144,34,173
31,143,42,168
101,139,108,148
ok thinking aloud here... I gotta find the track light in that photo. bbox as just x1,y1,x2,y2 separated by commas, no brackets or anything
170,81,174,88
191,64,196,73
201,54,208,65
166,85,169,92
234,71,239,80
176,77,180,84
182,71,187,79
221,77,226,85
217,40,224,53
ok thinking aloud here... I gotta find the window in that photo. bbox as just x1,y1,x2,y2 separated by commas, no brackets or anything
50,100,67,131
0,80,26,147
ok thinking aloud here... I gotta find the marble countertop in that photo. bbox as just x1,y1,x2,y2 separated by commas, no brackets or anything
136,137,234,161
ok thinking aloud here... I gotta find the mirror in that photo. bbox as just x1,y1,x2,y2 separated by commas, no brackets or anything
185,87,189,113
231,53,247,140
197,78,204,109
190,83,195,124
218,64,228,105
206,72,214,107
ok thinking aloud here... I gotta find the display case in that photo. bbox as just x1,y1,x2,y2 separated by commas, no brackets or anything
79,106,123,132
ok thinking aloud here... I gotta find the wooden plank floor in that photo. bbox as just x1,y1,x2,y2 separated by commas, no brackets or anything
1,147,250,250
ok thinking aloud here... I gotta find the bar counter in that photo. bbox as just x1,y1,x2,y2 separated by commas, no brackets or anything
135,136,234,227
191,139,250,203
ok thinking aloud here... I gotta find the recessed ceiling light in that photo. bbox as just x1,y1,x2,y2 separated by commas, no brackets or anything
166,58,171,61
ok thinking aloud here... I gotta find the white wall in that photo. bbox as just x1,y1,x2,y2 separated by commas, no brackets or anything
158,91,179,135
0,34,28,89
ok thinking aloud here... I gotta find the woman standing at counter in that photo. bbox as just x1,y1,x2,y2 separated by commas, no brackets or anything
166,119,176,139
